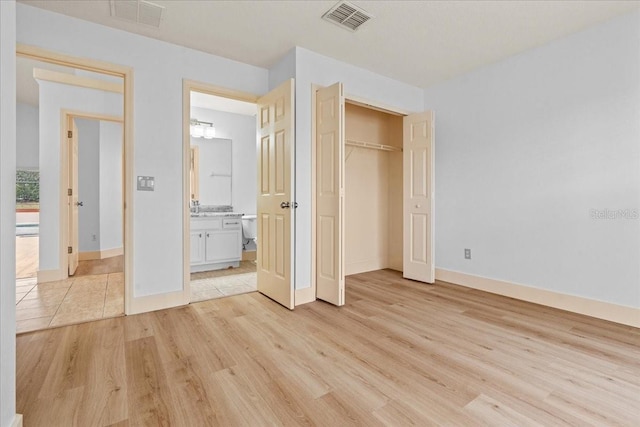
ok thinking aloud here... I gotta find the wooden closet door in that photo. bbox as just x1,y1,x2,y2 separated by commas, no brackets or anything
316,82,345,306
403,111,435,283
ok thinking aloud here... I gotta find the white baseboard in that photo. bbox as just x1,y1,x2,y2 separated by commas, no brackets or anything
37,268,65,283
435,269,640,328
295,285,315,306
345,259,387,276
79,247,124,261
11,414,23,427
127,289,189,315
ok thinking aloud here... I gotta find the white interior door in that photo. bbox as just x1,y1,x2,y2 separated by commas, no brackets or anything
68,118,79,276
256,79,295,309
316,82,345,306
403,111,435,283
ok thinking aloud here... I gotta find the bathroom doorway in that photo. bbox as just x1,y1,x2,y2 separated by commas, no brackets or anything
184,85,259,303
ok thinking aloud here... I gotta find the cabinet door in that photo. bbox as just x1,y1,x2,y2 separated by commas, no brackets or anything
190,230,205,264
205,230,242,263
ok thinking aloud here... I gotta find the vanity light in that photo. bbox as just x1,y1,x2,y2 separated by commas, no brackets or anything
203,125,216,139
190,118,215,139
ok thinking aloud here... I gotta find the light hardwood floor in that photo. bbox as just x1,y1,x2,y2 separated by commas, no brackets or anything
16,269,640,426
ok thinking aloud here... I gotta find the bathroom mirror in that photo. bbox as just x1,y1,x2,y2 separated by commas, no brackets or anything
190,138,232,206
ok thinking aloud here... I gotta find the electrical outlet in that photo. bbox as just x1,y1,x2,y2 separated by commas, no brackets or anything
92,234,97,241
464,248,471,259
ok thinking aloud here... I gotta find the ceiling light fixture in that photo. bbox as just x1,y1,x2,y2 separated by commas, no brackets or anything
190,118,215,139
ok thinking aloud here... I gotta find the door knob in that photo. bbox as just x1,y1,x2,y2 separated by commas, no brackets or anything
280,201,290,209
76,201,84,207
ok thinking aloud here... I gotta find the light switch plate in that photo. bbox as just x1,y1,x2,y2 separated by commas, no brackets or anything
137,176,155,191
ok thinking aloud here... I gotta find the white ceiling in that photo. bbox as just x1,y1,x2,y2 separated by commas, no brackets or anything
18,0,640,88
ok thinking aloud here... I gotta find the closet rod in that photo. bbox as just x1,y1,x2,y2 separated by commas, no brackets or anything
345,139,402,152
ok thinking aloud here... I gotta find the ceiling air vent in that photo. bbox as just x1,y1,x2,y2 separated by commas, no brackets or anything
110,0,164,28
322,1,373,32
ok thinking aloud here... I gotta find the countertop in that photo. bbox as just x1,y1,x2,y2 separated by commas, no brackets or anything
190,212,243,218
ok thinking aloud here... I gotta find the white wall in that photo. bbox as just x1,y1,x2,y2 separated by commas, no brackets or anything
268,48,296,90
0,1,17,425
293,47,424,289
36,79,122,274
99,120,123,252
18,3,268,298
16,102,38,169
190,106,257,215
76,118,100,252
424,10,640,308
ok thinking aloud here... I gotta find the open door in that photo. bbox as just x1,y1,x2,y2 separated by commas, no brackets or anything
403,111,435,283
315,82,345,306
68,118,79,275
256,79,295,309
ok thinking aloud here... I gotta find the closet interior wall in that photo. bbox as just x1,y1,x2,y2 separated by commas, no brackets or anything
345,102,403,275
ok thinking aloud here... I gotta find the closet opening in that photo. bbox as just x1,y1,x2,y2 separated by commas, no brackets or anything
314,82,435,306
343,102,404,276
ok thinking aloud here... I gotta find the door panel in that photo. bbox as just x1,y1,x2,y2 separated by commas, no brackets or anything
256,79,295,309
316,83,345,306
403,112,434,283
68,119,79,276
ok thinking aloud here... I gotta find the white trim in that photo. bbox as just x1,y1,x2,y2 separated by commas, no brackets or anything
436,268,640,328
128,290,190,315
11,414,23,427
295,286,315,306
37,268,66,283
78,247,123,261
345,259,387,276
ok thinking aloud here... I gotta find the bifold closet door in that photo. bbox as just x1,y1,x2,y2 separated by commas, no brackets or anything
256,79,295,309
316,82,345,306
403,111,435,283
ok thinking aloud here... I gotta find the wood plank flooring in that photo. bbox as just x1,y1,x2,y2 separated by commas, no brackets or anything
16,269,640,426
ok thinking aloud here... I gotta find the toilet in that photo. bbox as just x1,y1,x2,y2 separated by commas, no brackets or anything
241,214,257,246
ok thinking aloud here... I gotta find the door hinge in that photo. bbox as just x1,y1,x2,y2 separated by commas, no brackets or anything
68,246,73,254
68,188,72,196
68,130,73,138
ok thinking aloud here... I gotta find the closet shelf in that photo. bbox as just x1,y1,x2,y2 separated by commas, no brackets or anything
345,139,402,152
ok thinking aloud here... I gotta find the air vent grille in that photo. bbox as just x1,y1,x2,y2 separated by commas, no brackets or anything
110,0,164,28
322,1,373,32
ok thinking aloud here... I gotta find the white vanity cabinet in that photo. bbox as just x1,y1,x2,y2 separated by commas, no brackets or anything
190,216,242,272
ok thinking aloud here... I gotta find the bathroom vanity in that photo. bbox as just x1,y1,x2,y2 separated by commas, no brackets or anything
190,213,242,272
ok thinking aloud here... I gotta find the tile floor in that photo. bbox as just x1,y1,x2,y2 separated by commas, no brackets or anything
16,272,124,334
190,272,257,303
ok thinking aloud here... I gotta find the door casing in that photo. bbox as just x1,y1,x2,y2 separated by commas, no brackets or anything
17,44,135,314
63,112,124,277
181,80,258,303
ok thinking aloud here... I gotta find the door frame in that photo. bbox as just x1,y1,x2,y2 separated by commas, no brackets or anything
63,111,124,276
181,79,258,300
17,44,135,314
310,86,418,302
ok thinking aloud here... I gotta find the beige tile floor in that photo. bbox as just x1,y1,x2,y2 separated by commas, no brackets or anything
190,272,257,303
16,272,124,334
